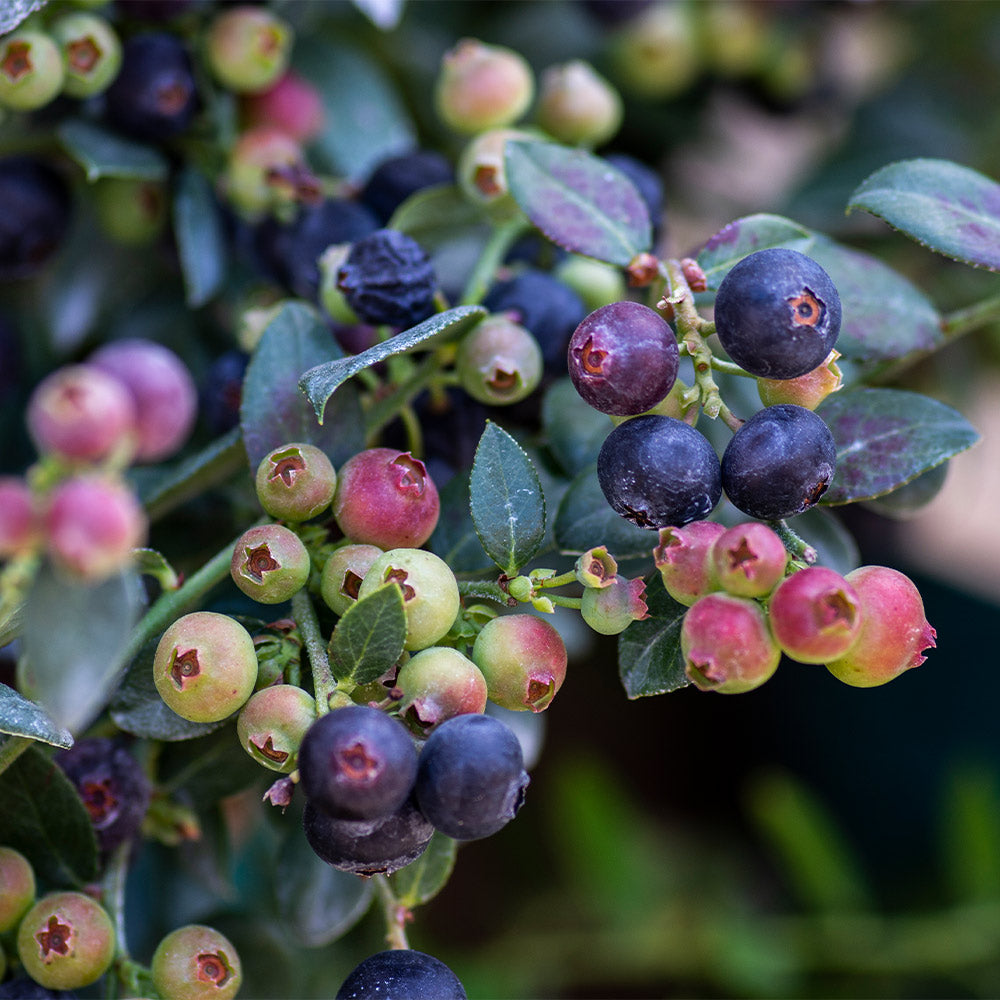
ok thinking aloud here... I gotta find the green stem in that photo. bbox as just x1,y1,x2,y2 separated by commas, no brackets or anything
942,291,1000,339
770,519,818,565
537,570,578,590
459,219,530,306
365,352,444,440
546,594,582,610
457,580,513,605
0,736,30,779
374,875,410,950
292,588,335,715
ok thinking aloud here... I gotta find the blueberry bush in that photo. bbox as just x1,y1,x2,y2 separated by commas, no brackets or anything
1,1,999,997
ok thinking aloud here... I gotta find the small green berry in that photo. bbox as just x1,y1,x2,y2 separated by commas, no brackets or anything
0,30,65,111
152,924,242,1000
230,523,311,604
236,683,316,772
255,442,337,522
50,12,122,99
320,543,383,616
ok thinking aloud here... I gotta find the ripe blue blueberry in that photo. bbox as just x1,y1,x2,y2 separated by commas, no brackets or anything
0,157,71,281
597,414,721,529
721,403,837,520
713,248,841,380
360,149,454,225
336,949,467,1000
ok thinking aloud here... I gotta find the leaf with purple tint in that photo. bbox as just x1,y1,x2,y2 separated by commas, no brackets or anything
848,159,1000,271
696,214,815,289
504,140,651,266
818,388,979,505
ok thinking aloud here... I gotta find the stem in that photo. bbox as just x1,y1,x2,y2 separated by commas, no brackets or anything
0,736,30,779
292,588,335,715
770,519,818,564
459,219,530,306
374,875,410,950
942,290,1000,339
546,594,583,610
365,352,443,440
537,571,578,590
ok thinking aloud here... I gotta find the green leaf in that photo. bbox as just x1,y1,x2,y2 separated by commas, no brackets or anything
818,387,980,505
328,583,407,685
542,378,612,477
469,422,546,576
23,566,144,734
298,305,486,424
173,167,228,307
697,214,815,288
617,576,688,698
390,831,457,908
940,761,1000,903
847,158,1000,271
504,139,652,266
133,549,180,591
426,474,493,575
553,465,655,560
56,119,169,182
241,300,364,470
296,38,414,179
785,507,859,578
0,685,72,749
389,184,491,253
275,825,374,947
861,463,948,520
0,744,98,887
157,727,264,810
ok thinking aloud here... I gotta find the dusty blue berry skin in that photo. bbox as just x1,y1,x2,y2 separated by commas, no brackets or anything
104,33,197,141
0,157,72,280
360,149,454,225
337,230,436,329
336,950,467,1000
721,403,837,520
297,705,418,821
597,415,721,529
415,713,528,841
713,248,841,380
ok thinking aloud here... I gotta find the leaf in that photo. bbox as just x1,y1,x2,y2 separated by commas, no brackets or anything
426,474,493,575
504,139,652,266
785,507,859,578
469,422,546,576
328,583,407,685
0,685,73,749
0,744,98,886
298,305,486,424
553,465,656,560
295,38,414,179
697,214,815,289
173,167,228,307
241,300,364,470
818,387,980,505
617,576,688,698
157,727,264,810
390,831,457,907
23,566,145,735
56,119,169,182
389,184,491,253
541,378,612,477
847,158,1000,271
134,549,180,591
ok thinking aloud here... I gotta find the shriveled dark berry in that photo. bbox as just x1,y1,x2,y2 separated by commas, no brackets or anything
0,157,72,281
713,248,842,380
337,230,437,329
597,415,721,529
721,404,836,520
360,149,454,225
336,949,467,1000
303,795,434,876
567,300,678,415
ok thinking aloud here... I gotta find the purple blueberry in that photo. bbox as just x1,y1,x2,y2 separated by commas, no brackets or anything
0,157,72,281
360,149,455,225
336,949,467,1000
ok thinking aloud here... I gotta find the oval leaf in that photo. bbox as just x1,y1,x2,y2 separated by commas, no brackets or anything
0,685,73,749
390,184,490,253
848,158,1000,271
818,387,980,505
427,474,493,575
173,167,227,307
469,422,546,576
505,139,651,266
299,305,486,424
24,566,144,735
328,582,407,685
697,214,815,289
617,576,688,698
241,300,364,470
542,378,612,477
57,119,169,182
390,831,457,907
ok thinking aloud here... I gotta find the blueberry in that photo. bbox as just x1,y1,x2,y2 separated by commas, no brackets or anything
297,705,418,821
483,268,586,373
414,713,528,841
721,403,837,520
597,414,722,529
200,349,248,435
360,149,454,225
104,32,197,141
336,949,467,1000
303,795,434,876
713,248,842,380
0,157,72,281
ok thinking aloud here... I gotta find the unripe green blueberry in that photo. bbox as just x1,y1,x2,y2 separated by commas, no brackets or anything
0,30,65,111
581,575,649,635
230,523,311,604
555,254,627,312
825,566,936,687
757,350,843,410
206,6,292,94
609,3,699,99
236,683,316,772
472,614,567,712
151,924,242,1000
456,314,543,405
255,442,337,522
50,12,122,98
457,127,535,215
769,566,862,664
436,38,534,134
0,846,36,933
222,126,310,220
536,60,623,147
92,177,167,246
320,543,383,616
318,244,360,325
682,593,780,694
575,546,617,588
16,891,114,991
153,611,258,723
710,522,787,598
359,548,460,651
396,646,488,731
653,520,726,606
